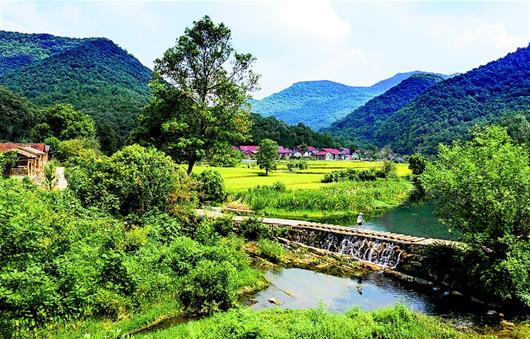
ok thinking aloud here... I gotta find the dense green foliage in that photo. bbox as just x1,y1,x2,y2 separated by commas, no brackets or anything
193,170,227,204
377,45,530,154
0,177,262,336
408,153,427,201
0,32,152,152
33,103,96,141
143,304,462,338
327,74,444,146
67,144,196,216
0,151,17,176
257,139,278,175
422,126,530,306
237,179,412,224
133,16,258,174
250,113,339,148
251,72,427,130
0,31,83,76
0,86,38,142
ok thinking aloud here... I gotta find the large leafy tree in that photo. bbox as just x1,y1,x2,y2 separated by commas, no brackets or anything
422,126,530,305
134,16,259,174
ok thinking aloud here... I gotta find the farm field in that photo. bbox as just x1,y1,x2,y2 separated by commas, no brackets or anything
193,161,411,193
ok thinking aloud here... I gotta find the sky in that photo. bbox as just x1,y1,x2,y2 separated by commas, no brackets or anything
1,1,529,99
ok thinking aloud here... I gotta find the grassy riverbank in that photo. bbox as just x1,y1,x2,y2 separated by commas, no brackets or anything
139,305,464,338
236,179,413,224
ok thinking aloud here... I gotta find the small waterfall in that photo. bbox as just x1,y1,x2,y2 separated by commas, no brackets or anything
287,228,403,269
338,236,401,269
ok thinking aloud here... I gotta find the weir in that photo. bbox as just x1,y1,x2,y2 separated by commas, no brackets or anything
197,209,458,270
235,216,458,270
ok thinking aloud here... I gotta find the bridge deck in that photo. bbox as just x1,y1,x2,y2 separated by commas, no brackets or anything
197,208,458,246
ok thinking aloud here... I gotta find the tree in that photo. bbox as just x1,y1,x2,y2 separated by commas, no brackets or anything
134,16,259,174
421,126,530,305
408,153,427,201
43,161,57,191
32,104,96,141
256,139,278,176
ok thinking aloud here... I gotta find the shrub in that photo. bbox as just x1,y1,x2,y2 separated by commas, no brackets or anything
257,239,285,263
237,217,273,241
177,260,238,316
287,160,308,171
67,144,197,216
194,170,226,204
0,151,17,176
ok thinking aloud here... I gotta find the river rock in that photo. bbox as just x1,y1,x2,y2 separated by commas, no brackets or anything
268,297,281,305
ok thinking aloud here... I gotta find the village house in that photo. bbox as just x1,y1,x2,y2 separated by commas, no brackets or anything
0,143,49,179
238,145,259,158
278,146,292,159
339,147,351,160
315,148,341,160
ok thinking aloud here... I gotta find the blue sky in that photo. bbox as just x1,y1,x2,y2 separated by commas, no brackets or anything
1,1,529,98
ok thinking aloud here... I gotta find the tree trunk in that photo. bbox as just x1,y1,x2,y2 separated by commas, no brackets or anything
265,167,269,176
187,158,196,175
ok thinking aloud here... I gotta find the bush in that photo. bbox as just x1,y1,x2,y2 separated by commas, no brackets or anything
287,160,308,171
257,239,285,263
177,260,238,316
67,144,197,216
194,170,226,204
0,151,17,176
237,217,273,241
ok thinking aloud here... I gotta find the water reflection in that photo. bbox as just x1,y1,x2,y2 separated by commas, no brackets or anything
251,268,436,314
362,203,457,240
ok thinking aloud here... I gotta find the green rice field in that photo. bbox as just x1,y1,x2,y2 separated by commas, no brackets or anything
192,161,411,193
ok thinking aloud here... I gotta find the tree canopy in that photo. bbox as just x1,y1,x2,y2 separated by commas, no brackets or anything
256,139,278,176
422,126,530,306
134,16,259,173
33,103,96,141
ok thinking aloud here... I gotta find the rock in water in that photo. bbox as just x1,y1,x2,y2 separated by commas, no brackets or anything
267,297,281,305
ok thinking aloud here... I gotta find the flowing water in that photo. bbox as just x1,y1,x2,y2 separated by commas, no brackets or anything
250,268,483,317
362,202,457,240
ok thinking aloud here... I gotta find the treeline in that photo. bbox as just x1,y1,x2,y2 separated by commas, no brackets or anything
249,113,340,148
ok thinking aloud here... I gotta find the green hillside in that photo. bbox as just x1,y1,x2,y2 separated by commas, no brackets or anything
0,31,152,149
376,44,530,154
0,86,38,142
250,72,433,130
326,73,444,146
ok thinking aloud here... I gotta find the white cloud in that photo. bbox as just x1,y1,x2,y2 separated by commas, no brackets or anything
274,0,351,44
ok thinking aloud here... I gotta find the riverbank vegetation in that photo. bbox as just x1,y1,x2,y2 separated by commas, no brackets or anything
140,305,464,338
421,126,530,308
236,179,412,224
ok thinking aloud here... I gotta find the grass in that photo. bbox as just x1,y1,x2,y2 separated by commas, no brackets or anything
192,161,411,193
237,179,413,224
138,304,465,338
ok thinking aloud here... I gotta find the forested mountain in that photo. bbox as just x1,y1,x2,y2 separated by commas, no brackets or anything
0,86,38,142
0,31,152,149
251,72,433,130
375,44,530,154
0,31,84,76
326,73,445,146
249,113,339,148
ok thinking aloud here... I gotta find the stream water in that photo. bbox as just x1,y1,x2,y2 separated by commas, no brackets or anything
250,268,484,318
361,202,457,240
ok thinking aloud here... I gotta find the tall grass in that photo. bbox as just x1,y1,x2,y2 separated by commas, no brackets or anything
140,304,464,338
237,179,413,224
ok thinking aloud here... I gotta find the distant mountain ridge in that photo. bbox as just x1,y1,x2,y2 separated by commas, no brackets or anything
251,71,444,130
326,73,446,145
374,44,530,154
0,31,152,151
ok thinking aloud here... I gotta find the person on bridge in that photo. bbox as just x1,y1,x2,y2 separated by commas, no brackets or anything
357,212,364,226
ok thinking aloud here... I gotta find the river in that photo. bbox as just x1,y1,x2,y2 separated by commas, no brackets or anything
361,202,458,240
